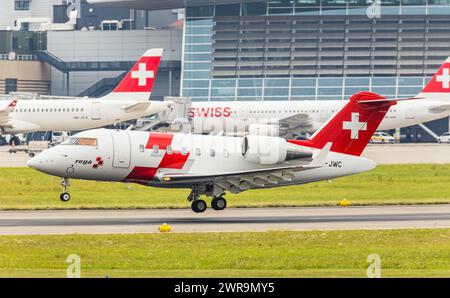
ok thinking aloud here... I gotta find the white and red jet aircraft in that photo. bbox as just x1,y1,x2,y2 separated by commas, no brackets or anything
0,48,170,134
28,91,400,213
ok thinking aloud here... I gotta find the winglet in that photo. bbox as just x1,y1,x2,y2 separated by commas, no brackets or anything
306,142,332,168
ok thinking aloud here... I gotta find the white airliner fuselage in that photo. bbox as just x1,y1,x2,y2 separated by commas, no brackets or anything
3,99,170,133
188,99,449,134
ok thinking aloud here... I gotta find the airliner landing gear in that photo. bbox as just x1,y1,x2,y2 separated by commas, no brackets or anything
191,199,207,213
60,177,71,202
211,195,227,211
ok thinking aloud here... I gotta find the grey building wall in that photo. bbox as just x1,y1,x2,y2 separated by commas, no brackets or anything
0,0,62,30
46,29,182,97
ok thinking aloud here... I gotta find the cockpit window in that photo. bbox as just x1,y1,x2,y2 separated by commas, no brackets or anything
61,137,97,147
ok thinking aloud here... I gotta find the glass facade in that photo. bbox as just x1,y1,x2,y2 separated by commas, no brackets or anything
182,0,450,101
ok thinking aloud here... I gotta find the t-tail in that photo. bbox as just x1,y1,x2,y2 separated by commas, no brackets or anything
288,91,396,156
417,56,450,101
101,48,163,101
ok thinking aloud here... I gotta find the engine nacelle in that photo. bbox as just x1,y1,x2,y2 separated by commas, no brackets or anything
241,135,313,165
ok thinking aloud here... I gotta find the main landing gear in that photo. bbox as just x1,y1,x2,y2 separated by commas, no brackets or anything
188,188,227,213
211,196,227,211
191,199,207,213
60,177,71,202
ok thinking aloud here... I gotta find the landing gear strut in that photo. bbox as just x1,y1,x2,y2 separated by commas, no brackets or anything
60,177,71,202
211,195,227,211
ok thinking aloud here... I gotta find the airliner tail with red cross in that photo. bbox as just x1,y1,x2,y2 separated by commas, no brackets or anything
103,48,163,101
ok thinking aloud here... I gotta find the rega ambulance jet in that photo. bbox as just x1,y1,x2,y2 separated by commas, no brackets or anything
28,91,402,213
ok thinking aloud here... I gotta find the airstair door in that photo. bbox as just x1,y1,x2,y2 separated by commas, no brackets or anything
110,130,131,168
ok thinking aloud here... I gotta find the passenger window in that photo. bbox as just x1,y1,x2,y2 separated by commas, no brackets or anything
224,149,229,158
181,147,188,156
139,144,145,152
195,148,201,156
210,149,215,157
167,146,173,155
153,145,159,153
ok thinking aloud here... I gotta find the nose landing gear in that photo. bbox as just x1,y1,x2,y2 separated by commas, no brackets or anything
60,177,71,202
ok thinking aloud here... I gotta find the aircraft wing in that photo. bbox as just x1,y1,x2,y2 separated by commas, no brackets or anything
121,102,151,113
278,113,314,136
0,99,17,127
158,143,331,194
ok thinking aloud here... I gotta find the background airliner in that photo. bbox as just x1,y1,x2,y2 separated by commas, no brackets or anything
186,57,450,136
0,48,171,134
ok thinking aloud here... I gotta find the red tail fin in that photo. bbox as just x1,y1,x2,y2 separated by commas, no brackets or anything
420,56,450,93
288,92,395,156
107,48,163,100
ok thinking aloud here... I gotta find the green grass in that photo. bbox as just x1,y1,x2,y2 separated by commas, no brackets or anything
2,164,450,209
0,229,450,277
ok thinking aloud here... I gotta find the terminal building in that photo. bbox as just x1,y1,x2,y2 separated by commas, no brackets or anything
2,0,450,142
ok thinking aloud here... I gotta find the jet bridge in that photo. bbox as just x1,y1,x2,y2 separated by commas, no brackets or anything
134,96,192,132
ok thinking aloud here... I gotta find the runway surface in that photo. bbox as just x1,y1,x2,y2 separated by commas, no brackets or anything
1,205,450,235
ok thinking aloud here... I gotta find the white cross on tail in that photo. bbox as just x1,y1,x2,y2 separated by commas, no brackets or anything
436,68,450,89
131,63,154,86
342,112,367,139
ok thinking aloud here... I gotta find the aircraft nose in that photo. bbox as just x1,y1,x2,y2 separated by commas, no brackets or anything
27,155,44,170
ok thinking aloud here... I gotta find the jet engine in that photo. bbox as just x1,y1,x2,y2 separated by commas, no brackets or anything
241,135,313,165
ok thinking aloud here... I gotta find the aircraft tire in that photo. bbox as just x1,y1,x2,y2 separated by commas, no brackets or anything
211,197,227,211
191,199,207,213
60,192,71,202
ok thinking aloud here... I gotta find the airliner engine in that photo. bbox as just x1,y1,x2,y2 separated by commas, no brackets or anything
241,135,313,165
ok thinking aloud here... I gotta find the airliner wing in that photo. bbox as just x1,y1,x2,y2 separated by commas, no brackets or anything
0,99,17,127
278,113,314,135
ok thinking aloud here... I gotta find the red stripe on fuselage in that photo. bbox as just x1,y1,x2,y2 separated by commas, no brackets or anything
124,133,190,184
146,132,173,150
158,151,190,169
123,166,158,185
